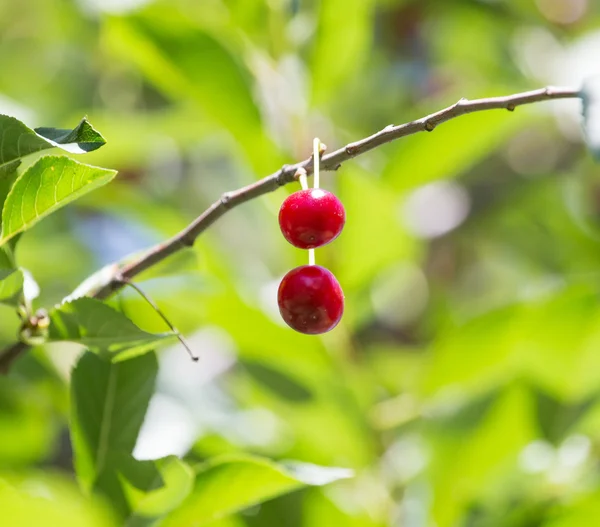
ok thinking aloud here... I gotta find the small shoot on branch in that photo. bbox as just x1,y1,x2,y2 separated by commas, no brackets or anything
118,277,199,362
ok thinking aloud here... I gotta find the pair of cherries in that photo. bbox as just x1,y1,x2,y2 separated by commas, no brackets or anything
277,188,345,334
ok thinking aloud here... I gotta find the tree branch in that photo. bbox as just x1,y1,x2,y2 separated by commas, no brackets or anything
0,86,582,371
92,86,581,298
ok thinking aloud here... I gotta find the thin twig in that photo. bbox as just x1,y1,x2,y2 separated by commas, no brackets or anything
0,86,582,371
119,277,199,361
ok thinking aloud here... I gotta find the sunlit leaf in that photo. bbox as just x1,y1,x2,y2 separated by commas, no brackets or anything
203,279,375,467
337,167,417,292
0,376,58,466
423,285,600,402
302,487,384,527
0,156,117,245
383,107,527,191
542,491,600,527
430,385,537,526
422,305,520,398
48,298,172,359
162,455,353,527
103,15,279,174
0,474,116,527
311,0,375,104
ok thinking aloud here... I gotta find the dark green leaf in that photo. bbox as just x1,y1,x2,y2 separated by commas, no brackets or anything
71,351,158,516
91,453,162,519
35,117,107,154
71,351,158,488
48,298,172,359
126,456,194,526
0,159,21,178
0,115,106,173
0,160,20,219
0,248,12,269
535,390,596,444
242,360,313,403
162,454,353,527
0,115,58,170
0,156,117,245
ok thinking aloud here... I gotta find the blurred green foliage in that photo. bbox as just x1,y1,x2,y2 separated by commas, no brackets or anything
1,0,600,526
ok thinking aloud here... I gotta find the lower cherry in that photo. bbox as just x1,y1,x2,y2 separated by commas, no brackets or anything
277,265,344,334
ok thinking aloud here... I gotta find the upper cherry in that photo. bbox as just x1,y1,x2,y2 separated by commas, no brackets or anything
278,189,345,249
277,265,344,335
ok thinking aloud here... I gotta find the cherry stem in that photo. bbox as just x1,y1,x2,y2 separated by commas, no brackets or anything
119,277,199,362
313,137,321,190
307,137,323,266
299,172,309,191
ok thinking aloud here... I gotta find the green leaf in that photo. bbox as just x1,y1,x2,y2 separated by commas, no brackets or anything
0,248,12,269
337,167,417,292
162,454,353,527
0,156,117,245
0,159,21,178
242,360,313,403
103,15,280,174
303,487,384,527
71,351,158,488
35,118,107,154
0,160,20,219
430,385,537,526
0,115,57,170
126,456,194,526
423,285,600,402
71,351,158,516
0,376,59,466
93,453,164,518
311,0,375,104
545,491,600,527
422,305,519,398
383,105,527,192
48,298,172,359
582,77,600,161
0,268,23,307
0,115,106,172
0,473,116,527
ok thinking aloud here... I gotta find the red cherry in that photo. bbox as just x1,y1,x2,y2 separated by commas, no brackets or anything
277,265,344,334
278,189,345,249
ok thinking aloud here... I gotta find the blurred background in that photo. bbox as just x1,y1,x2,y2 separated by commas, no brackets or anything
1,0,600,525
